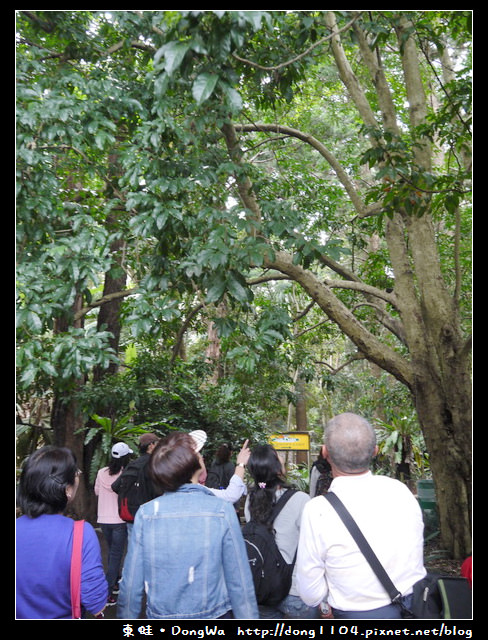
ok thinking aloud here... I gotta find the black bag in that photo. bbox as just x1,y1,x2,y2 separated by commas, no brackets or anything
112,459,153,523
242,489,297,606
206,462,234,490
409,573,472,619
324,492,472,619
311,458,333,497
314,467,333,497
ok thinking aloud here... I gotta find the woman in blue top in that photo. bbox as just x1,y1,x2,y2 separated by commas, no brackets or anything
117,432,259,619
16,446,108,619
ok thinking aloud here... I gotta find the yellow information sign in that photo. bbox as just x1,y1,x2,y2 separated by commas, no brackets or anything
268,432,310,451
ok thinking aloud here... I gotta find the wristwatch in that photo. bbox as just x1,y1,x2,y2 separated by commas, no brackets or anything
237,463,246,468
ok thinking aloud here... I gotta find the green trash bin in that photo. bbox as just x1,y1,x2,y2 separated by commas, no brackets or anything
417,479,438,537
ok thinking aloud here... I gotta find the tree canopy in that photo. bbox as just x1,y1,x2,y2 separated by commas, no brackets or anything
16,11,471,557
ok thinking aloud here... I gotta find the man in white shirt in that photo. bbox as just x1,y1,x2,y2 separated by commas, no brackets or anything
296,413,426,619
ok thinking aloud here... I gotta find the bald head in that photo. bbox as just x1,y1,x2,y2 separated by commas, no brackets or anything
324,413,377,474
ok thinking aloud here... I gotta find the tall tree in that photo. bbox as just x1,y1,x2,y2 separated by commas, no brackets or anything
223,11,471,559
16,11,471,556
139,10,471,557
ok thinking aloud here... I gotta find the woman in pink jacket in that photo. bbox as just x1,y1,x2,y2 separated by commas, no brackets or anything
94,442,133,606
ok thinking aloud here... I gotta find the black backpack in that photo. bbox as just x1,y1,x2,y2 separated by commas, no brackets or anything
111,458,154,523
242,489,297,606
206,461,234,490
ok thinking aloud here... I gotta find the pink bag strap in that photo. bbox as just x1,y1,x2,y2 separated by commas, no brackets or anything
70,520,84,619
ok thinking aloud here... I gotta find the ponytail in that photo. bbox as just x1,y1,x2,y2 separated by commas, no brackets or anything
247,444,286,527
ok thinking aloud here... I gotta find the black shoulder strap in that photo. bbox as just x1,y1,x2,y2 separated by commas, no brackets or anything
324,492,402,603
269,488,298,565
270,488,296,524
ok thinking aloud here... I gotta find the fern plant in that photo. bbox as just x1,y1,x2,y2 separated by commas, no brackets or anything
80,411,163,482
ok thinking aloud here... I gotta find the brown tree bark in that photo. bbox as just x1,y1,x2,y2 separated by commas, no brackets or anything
51,295,89,519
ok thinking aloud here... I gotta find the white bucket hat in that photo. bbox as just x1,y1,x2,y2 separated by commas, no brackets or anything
189,430,207,453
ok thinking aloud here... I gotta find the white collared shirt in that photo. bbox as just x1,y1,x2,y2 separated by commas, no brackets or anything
296,472,426,612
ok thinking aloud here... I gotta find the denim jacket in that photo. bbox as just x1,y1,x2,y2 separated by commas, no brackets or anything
117,483,258,619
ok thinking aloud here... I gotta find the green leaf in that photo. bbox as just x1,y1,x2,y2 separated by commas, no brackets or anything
159,41,191,75
226,272,252,303
192,73,219,105
242,11,266,30
20,365,37,387
445,193,460,215
261,329,285,344
90,414,112,430
205,275,227,303
124,343,137,365
222,84,243,113
40,361,57,377
26,310,42,332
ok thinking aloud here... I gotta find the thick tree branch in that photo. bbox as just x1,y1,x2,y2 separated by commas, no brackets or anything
267,251,414,389
247,270,397,307
394,16,432,170
325,11,379,131
324,278,397,307
247,272,291,285
352,13,400,136
221,123,262,233
316,353,366,374
234,122,378,219
247,269,404,342
73,287,137,322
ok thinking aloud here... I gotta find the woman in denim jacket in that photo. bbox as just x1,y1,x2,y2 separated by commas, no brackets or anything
117,432,259,619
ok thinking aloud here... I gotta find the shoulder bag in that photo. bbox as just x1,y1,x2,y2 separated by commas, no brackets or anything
324,492,471,619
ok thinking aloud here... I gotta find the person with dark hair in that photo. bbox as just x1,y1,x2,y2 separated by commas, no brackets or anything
94,442,133,606
206,443,235,489
204,440,250,514
297,413,426,619
116,432,258,619
111,433,160,540
16,446,108,619
244,444,317,619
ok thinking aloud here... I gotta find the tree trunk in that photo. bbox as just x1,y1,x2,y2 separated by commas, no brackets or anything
388,209,472,559
81,156,128,520
51,295,92,520
295,374,308,431
205,301,227,384
93,241,127,382
51,384,88,520
295,374,309,467
414,369,472,558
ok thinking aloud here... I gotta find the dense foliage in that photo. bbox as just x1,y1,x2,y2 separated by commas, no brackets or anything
16,11,471,554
